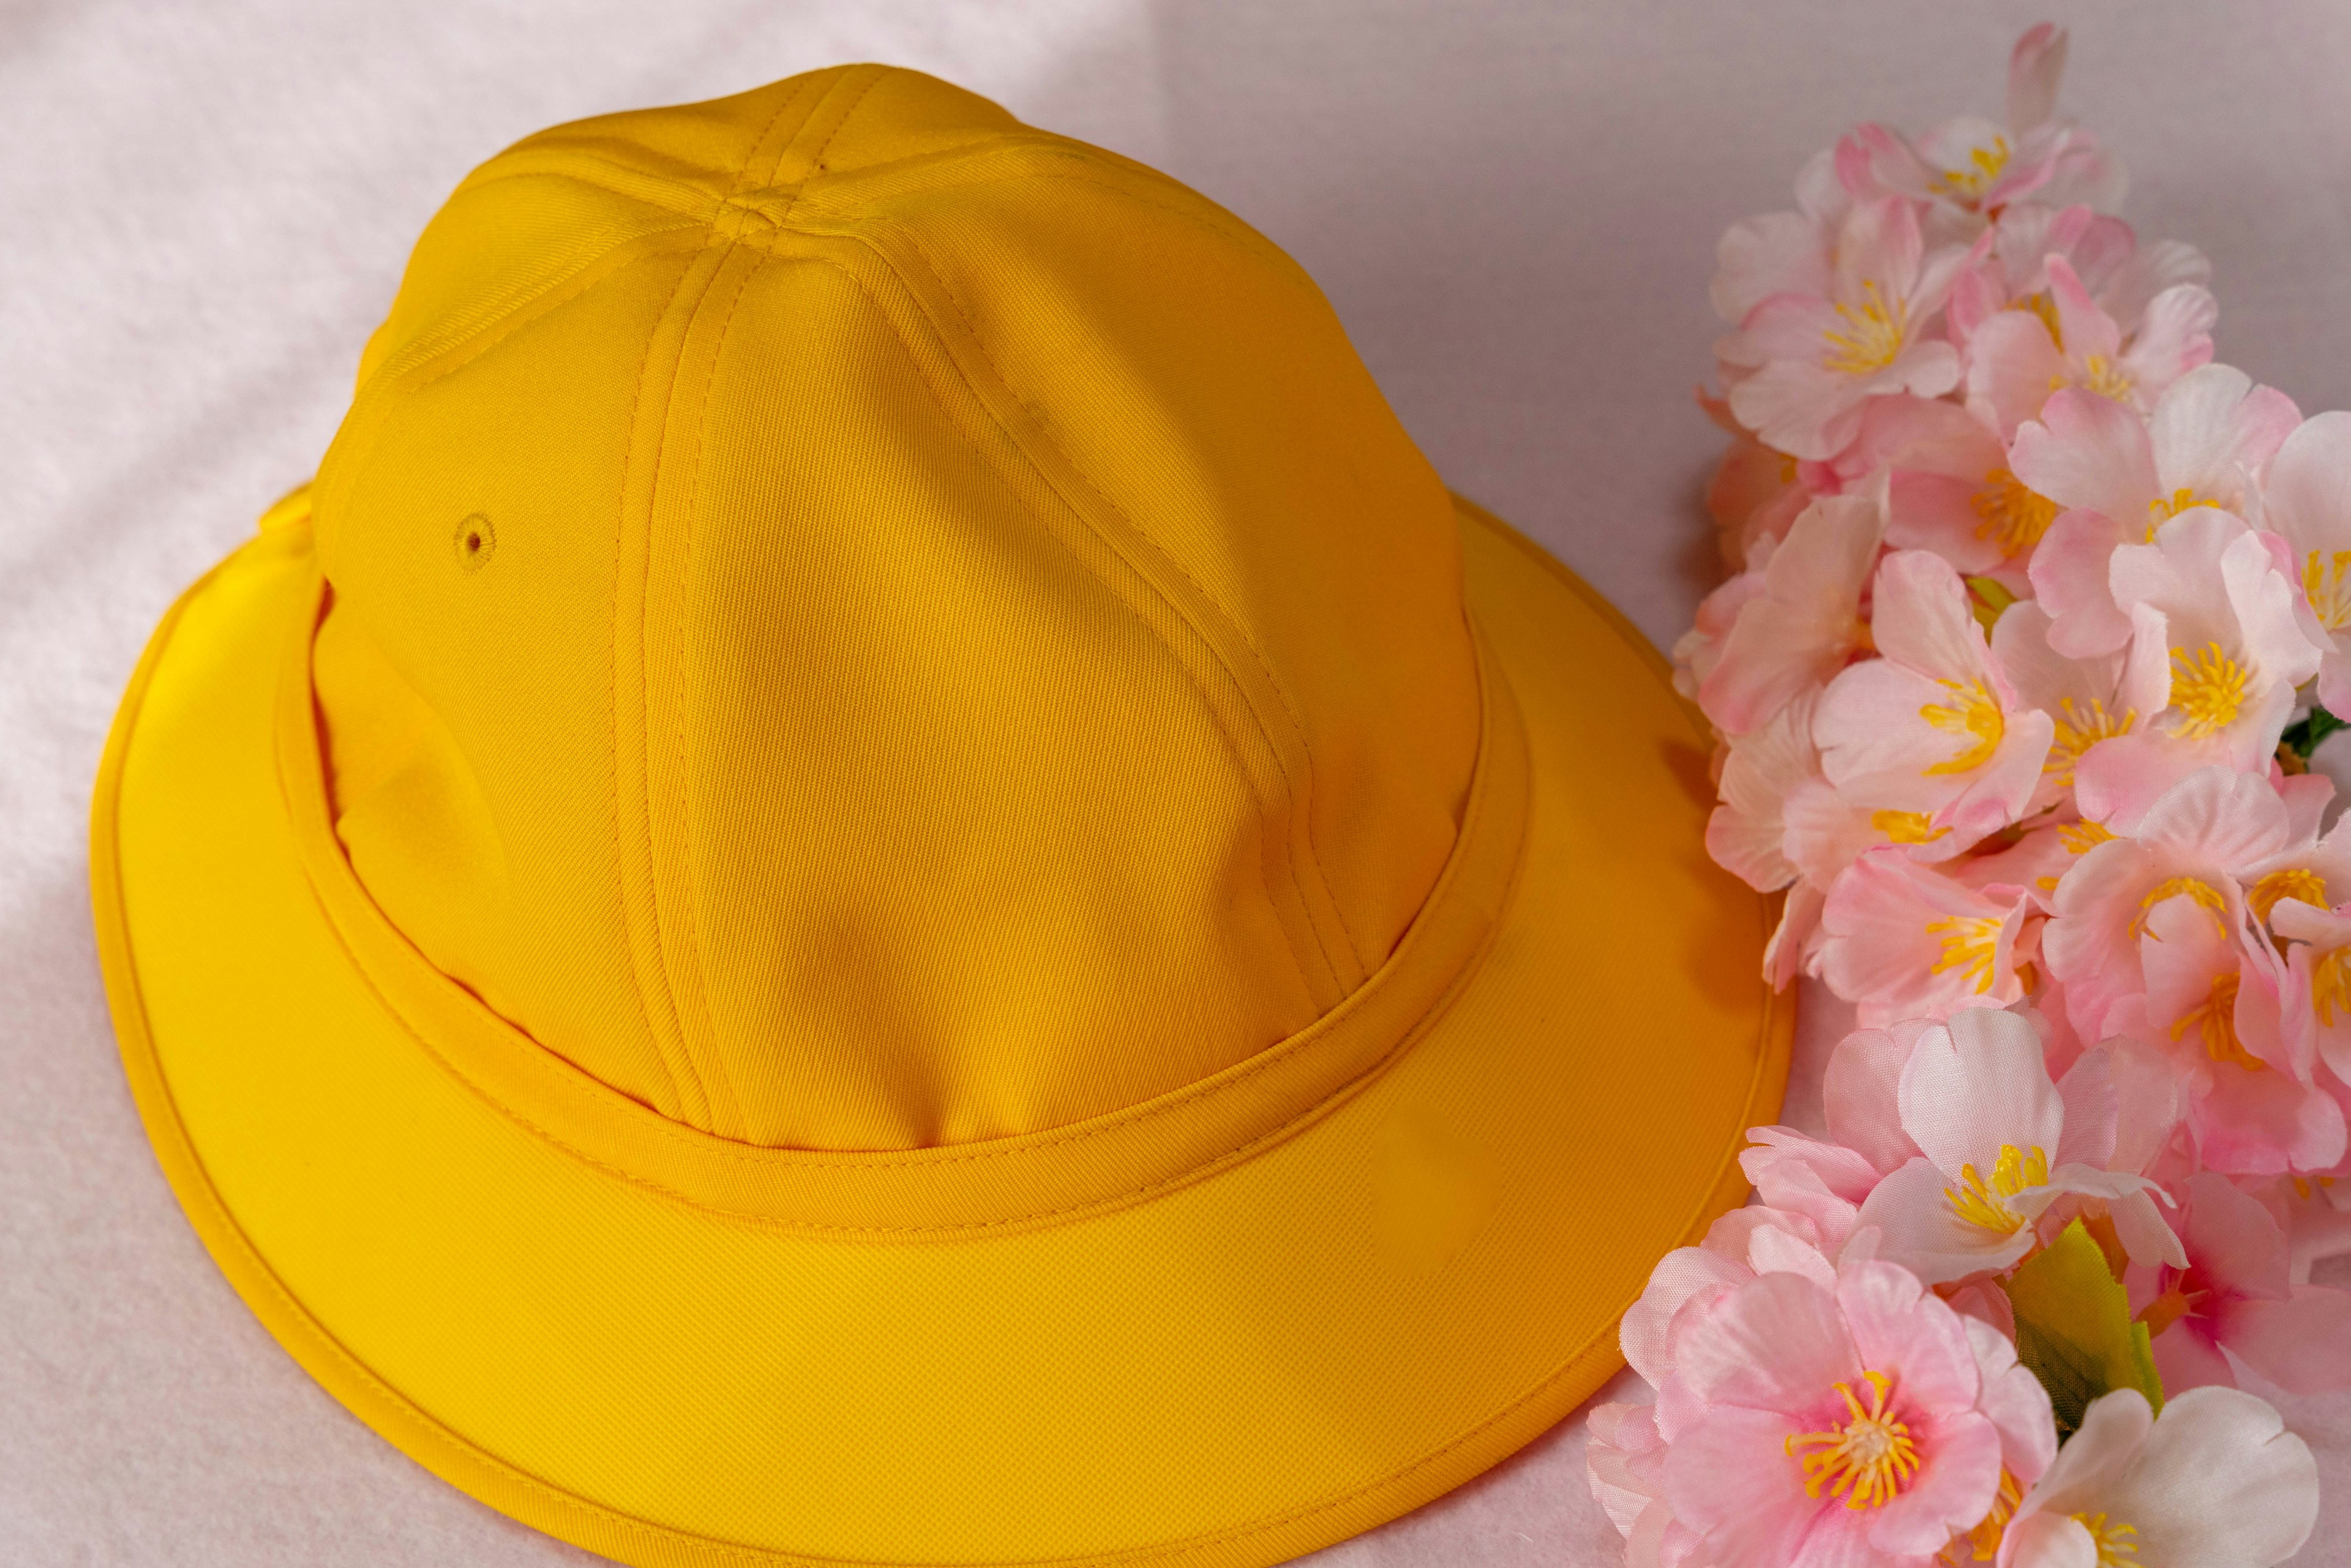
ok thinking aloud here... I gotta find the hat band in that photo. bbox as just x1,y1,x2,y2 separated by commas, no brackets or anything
274,544,1532,1237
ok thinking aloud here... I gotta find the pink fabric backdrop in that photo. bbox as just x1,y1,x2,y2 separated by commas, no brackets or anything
5,2,2347,1561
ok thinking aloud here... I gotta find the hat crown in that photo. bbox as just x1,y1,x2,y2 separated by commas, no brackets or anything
308,67,1482,1152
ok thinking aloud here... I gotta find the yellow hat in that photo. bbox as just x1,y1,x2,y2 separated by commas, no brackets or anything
92,64,1787,1568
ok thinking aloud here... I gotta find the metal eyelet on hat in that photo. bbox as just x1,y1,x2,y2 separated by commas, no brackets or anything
452,512,496,572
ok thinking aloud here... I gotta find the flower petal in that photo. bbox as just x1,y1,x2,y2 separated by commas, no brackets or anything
1854,1155,2036,1285
2104,1387,2319,1568
1899,1008,2065,1180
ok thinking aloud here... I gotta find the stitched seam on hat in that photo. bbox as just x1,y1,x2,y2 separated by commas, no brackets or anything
620,247,746,1127
607,268,700,1122
827,215,1373,987
613,73,828,1128
661,250,768,1134
316,760,1517,1235
778,69,886,218
717,246,1338,1009
874,217,1371,977
323,242,710,1119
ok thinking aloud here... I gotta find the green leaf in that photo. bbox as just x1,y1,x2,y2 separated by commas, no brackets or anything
2281,703,2348,762
1962,575,2018,636
2000,1218,2163,1439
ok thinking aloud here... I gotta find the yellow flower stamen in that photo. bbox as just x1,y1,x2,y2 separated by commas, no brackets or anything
1823,280,1911,375
2305,549,2351,631
1925,914,2005,994
2082,353,2136,402
2059,819,2118,855
2017,290,2063,350
1873,809,1951,845
1922,678,2006,774
1944,1144,2049,1234
2172,969,2265,1070
1971,468,2061,558
1943,1469,2025,1564
2250,867,2328,926
2167,642,2251,739
1785,1370,1922,1510
2312,946,2351,1028
2129,874,2230,939
2146,486,2218,539
1938,135,2012,201
2071,1510,2140,1566
2046,696,2134,783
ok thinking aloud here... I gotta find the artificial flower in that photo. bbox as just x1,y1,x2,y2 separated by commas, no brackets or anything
1813,550,2055,823
1986,599,2169,807
1851,1008,2166,1283
2041,766,2293,1044
1836,25,2123,233
2105,506,2323,770
2257,408,2351,714
1657,1258,2024,1566
2016,366,2301,658
1817,852,2033,1024
1995,1387,2316,1568
1720,199,1969,461
1961,252,2214,438
1694,494,1884,734
2130,1171,2351,1394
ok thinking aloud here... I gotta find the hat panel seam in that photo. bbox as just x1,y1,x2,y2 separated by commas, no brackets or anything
615,67,855,1134
654,246,771,1136
606,259,707,1124
613,244,750,1130
717,242,1337,1020
314,239,714,1122
868,215,1371,982
777,66,888,207
750,211,1365,997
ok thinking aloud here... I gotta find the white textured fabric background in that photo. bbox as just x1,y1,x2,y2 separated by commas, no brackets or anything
6,2,2350,1562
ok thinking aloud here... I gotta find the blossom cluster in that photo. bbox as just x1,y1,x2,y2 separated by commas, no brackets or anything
1605,26,2351,1567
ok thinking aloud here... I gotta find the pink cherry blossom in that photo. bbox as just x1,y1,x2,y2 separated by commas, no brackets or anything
1706,693,1818,895
1584,1403,1701,1568
2271,895,2351,1086
2258,408,2351,713
1621,1204,1837,1395
1869,395,2042,580
1997,1388,2316,1568
1655,1258,2032,1566
1835,27,2123,236
2132,896,2348,1177
1813,550,2055,822
1693,494,1884,735
1710,148,1851,328
1740,1126,1886,1258
1703,402,1816,572
1987,599,2169,811
2041,766,2294,1043
2105,506,2324,771
1851,1008,2170,1283
2129,1172,2351,1394
1962,253,2214,438
1720,199,1971,461
1947,202,2208,350
2015,366,2301,657
1817,852,2033,1025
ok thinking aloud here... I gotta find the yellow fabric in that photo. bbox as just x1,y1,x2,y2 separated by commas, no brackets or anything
92,62,1790,1568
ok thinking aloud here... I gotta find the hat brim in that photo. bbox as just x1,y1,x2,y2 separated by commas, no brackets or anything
92,492,1789,1568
